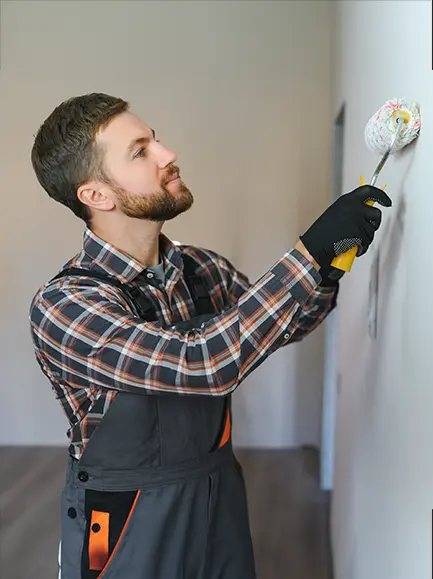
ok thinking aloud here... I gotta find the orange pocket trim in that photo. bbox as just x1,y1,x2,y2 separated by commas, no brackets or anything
89,511,110,571
98,491,141,578
219,409,231,448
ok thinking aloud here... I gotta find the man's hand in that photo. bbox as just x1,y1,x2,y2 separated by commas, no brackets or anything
299,185,392,269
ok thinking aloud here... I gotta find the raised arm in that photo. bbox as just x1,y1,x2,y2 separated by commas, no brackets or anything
30,248,320,396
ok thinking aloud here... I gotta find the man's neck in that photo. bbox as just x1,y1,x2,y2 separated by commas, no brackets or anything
91,218,164,268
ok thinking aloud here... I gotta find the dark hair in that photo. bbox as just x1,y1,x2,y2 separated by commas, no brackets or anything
31,93,129,225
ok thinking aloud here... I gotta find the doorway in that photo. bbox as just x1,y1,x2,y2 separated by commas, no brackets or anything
320,103,345,490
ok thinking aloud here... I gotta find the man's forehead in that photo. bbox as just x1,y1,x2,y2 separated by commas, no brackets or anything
97,112,153,147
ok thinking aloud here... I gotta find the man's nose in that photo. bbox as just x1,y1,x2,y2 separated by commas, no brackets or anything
157,142,177,168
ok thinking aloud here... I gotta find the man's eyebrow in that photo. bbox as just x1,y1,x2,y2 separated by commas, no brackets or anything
126,130,156,156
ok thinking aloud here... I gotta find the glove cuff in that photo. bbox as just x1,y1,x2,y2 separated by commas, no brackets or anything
319,264,345,286
299,233,324,268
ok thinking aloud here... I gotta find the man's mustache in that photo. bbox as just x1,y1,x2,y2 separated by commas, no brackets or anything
163,165,180,184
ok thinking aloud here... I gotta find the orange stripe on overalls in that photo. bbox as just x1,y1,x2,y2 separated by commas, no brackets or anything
89,511,110,571
219,409,231,448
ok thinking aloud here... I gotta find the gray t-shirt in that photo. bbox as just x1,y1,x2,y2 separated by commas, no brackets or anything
147,261,165,285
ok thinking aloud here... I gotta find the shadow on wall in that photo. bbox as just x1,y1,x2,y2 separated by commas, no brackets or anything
362,147,415,414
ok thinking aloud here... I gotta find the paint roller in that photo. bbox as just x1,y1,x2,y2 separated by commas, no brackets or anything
331,98,421,273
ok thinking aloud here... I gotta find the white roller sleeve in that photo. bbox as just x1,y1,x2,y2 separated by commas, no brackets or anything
364,98,421,155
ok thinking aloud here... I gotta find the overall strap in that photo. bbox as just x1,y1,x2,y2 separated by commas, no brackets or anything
50,267,158,321
49,254,215,320
182,254,215,316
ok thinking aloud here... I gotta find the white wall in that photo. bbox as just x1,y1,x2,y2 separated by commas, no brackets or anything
331,2,433,578
0,1,333,447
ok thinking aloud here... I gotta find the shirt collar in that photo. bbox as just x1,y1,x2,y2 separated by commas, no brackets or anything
82,227,183,283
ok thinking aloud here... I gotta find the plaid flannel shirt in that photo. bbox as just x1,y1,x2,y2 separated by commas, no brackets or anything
29,228,338,458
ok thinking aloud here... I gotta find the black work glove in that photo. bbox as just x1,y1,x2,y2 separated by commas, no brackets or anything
318,263,345,286
299,185,392,269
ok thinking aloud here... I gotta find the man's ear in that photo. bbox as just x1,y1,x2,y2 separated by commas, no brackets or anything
77,181,116,213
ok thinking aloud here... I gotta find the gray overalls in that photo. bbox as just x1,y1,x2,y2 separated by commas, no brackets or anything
52,254,256,579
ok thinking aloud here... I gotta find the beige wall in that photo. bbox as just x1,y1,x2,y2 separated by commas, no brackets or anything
331,1,433,578
0,1,333,447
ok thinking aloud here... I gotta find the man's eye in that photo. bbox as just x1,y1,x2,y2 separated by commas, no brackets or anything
135,140,160,158
135,148,146,158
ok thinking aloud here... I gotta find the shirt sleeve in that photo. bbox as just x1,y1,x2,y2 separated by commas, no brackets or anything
206,248,339,344
30,248,325,397
286,282,339,343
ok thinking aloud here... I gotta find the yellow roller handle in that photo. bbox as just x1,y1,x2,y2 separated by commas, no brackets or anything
330,176,385,272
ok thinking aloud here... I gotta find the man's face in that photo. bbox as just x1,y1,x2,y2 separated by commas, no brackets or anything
96,112,193,221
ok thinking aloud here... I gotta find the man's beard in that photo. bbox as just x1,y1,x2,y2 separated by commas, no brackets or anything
108,171,194,222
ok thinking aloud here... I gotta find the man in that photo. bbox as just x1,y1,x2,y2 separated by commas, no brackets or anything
29,93,390,579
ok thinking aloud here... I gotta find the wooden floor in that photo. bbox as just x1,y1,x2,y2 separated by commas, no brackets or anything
0,446,332,579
